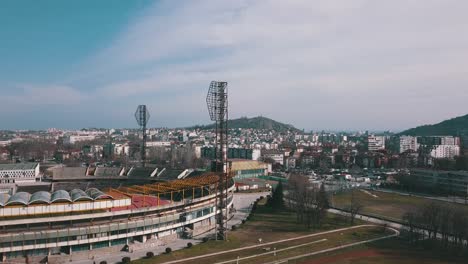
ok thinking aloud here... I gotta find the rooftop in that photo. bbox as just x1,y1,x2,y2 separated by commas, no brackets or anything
230,160,268,171
0,163,39,171
0,188,113,207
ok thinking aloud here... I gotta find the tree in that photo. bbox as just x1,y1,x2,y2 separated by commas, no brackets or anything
287,174,329,229
316,184,329,227
348,190,362,225
268,181,284,209
403,211,418,244
288,174,308,223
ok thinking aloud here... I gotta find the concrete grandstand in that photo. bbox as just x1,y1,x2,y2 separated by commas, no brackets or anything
0,173,235,263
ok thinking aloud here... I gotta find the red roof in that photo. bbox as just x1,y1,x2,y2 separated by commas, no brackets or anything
111,195,171,211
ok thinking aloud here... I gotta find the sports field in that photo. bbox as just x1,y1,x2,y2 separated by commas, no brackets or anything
294,237,467,264
331,189,468,221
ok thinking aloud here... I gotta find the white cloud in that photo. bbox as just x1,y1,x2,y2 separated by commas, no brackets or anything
83,0,468,130
4,85,87,107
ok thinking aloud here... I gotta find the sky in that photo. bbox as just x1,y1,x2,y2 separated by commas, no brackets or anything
1,0,467,132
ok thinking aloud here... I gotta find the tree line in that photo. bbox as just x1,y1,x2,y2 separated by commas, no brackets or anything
285,174,329,229
403,201,468,255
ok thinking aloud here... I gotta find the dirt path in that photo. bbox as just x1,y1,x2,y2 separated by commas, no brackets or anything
299,249,382,264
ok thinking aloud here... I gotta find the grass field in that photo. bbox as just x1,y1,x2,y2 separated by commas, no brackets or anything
133,199,391,264
293,237,467,264
331,189,468,221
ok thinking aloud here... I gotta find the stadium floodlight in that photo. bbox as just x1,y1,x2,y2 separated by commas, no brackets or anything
206,81,229,241
135,105,150,167
207,81,228,122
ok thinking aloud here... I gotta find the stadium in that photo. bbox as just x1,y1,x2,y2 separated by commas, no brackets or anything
0,173,235,263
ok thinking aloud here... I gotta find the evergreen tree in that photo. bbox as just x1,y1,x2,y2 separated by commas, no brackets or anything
269,181,284,209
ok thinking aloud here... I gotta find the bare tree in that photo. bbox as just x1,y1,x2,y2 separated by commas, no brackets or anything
347,190,363,225
403,211,418,244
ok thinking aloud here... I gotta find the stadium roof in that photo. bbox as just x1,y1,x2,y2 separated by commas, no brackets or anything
0,188,114,207
52,167,87,179
127,167,157,178
70,189,93,202
29,191,51,204
0,194,10,206
51,190,72,203
94,167,123,177
6,192,31,205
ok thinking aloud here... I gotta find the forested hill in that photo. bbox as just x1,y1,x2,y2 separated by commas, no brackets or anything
190,116,301,132
399,114,468,136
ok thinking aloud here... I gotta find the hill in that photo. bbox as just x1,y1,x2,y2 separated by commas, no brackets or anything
191,116,301,132
399,114,468,136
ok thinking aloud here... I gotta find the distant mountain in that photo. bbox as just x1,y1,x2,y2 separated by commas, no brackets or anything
399,114,468,136
191,116,301,132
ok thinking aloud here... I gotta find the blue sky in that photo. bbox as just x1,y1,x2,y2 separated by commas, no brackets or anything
1,0,468,131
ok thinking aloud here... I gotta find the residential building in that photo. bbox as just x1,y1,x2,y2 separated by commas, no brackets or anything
261,149,284,165
367,135,386,151
430,145,460,159
64,135,96,144
399,136,418,153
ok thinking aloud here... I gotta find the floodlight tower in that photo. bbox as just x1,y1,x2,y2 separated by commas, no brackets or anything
135,105,150,167
206,81,229,241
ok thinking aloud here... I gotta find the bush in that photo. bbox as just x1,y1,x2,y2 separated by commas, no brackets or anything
165,247,172,254
100,261,107,264
187,242,193,248
202,237,209,243
146,252,154,258
121,257,131,264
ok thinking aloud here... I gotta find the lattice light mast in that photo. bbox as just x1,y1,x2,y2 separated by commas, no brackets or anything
135,105,150,167
206,81,229,241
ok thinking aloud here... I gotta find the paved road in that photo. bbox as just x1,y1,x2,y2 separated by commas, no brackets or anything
228,192,270,229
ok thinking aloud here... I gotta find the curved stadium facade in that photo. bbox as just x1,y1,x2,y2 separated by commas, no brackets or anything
0,174,234,263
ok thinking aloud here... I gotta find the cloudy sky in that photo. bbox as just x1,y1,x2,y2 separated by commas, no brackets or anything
1,0,467,131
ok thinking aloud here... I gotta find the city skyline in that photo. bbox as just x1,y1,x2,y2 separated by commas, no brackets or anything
1,0,468,131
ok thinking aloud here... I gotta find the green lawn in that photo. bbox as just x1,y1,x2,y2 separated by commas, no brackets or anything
133,200,388,264
331,189,468,221
292,237,467,264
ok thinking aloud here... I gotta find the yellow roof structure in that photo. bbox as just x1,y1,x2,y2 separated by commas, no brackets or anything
111,173,221,196
230,160,267,171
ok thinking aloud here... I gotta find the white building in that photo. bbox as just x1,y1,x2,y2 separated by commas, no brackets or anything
399,136,461,159
252,149,261,161
64,135,96,144
114,144,130,156
261,150,284,165
367,135,386,151
146,141,172,147
400,136,419,153
0,163,40,185
430,145,460,159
